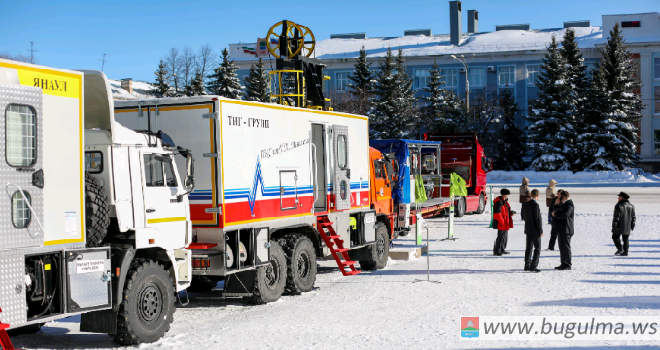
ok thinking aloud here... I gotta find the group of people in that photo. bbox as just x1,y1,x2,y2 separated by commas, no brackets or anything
491,178,636,272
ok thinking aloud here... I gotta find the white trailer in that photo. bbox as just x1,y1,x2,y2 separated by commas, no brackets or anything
0,59,194,345
114,96,390,300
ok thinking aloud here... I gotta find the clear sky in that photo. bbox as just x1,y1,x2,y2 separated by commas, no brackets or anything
2,0,657,82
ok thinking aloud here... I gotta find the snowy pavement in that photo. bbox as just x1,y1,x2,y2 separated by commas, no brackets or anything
12,185,660,350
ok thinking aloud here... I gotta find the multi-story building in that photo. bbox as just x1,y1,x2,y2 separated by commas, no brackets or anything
229,2,660,171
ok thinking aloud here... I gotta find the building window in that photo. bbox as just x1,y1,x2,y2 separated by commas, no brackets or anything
527,99,539,116
414,69,431,90
441,68,458,90
655,58,660,79
621,21,641,28
335,72,351,91
655,86,660,116
527,65,540,85
469,67,486,87
6,104,37,167
655,130,660,157
498,66,515,87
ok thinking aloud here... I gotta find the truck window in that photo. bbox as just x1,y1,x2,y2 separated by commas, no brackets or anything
6,104,37,167
85,151,103,174
164,161,178,187
11,191,31,228
337,135,347,168
144,154,165,187
373,160,383,178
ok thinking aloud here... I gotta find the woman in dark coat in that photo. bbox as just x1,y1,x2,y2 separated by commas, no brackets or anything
612,192,636,256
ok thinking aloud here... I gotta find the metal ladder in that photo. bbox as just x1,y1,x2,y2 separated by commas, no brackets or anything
316,216,360,276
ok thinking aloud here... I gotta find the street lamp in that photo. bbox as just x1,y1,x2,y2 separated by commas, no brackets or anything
450,54,474,112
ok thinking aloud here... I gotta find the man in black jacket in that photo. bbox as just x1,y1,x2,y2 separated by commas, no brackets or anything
546,190,563,251
522,189,543,272
552,191,574,270
612,192,636,256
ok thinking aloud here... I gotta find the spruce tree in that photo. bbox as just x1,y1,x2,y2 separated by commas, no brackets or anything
150,59,171,98
243,58,270,102
495,88,526,170
597,23,644,169
419,61,468,133
394,48,417,136
184,70,205,96
207,48,243,99
369,48,406,138
527,36,578,171
348,46,374,99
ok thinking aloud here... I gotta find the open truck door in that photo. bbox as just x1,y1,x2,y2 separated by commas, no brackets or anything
332,125,351,211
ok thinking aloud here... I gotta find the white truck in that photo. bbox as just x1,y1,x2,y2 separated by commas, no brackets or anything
114,96,390,300
0,59,194,345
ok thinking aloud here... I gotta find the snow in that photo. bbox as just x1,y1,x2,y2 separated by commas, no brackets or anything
9,180,660,349
107,79,155,100
311,27,602,60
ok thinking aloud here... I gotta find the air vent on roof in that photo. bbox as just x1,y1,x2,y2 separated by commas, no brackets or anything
330,33,366,39
495,24,531,31
564,20,590,28
404,29,432,36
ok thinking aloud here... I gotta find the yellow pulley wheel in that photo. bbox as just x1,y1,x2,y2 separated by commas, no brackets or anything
266,21,305,58
298,25,316,57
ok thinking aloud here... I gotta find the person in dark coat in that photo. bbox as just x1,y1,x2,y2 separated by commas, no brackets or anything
493,188,515,256
546,190,563,251
612,192,636,256
522,189,543,272
552,191,574,270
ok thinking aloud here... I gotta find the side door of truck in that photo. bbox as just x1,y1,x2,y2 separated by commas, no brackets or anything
141,150,188,246
332,125,351,211
0,85,44,248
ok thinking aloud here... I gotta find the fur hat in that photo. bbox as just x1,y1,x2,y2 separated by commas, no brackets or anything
618,192,630,200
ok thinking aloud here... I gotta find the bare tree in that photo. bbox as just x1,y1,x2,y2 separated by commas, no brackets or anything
0,52,31,63
180,46,196,89
165,48,182,96
196,44,215,81
470,87,503,158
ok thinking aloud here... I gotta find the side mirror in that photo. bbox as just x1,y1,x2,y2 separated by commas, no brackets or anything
185,175,194,189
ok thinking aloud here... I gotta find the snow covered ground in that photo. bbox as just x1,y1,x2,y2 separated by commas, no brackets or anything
11,184,660,349
489,170,660,185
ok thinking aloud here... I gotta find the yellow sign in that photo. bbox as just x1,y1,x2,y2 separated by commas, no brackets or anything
0,62,81,99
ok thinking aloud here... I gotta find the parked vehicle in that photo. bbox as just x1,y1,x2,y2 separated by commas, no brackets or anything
0,59,195,345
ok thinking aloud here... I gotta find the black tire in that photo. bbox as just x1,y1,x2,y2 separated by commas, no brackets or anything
280,234,317,295
85,172,110,247
455,196,466,218
7,323,44,336
476,193,486,214
360,223,389,270
187,275,222,292
245,241,287,304
113,260,175,345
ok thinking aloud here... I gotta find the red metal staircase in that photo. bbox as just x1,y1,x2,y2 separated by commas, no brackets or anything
316,216,360,276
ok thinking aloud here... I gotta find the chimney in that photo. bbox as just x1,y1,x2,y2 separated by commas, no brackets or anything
468,10,478,33
121,79,133,94
449,1,462,45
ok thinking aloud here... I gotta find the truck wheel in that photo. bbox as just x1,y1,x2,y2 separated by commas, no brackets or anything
476,193,486,214
187,276,222,292
113,260,175,345
245,241,287,304
7,323,44,336
85,172,110,247
359,223,389,270
281,234,317,295
455,196,466,218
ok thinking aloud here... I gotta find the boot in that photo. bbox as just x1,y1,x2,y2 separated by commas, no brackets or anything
614,249,623,255
524,266,530,271
529,267,541,273
621,251,628,256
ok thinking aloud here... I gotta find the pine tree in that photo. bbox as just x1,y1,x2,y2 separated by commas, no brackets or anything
348,46,374,99
184,70,205,96
150,59,171,98
243,58,270,102
527,36,578,171
560,29,590,170
419,61,467,134
207,48,242,99
596,23,644,169
393,48,417,136
369,48,407,138
495,88,526,170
